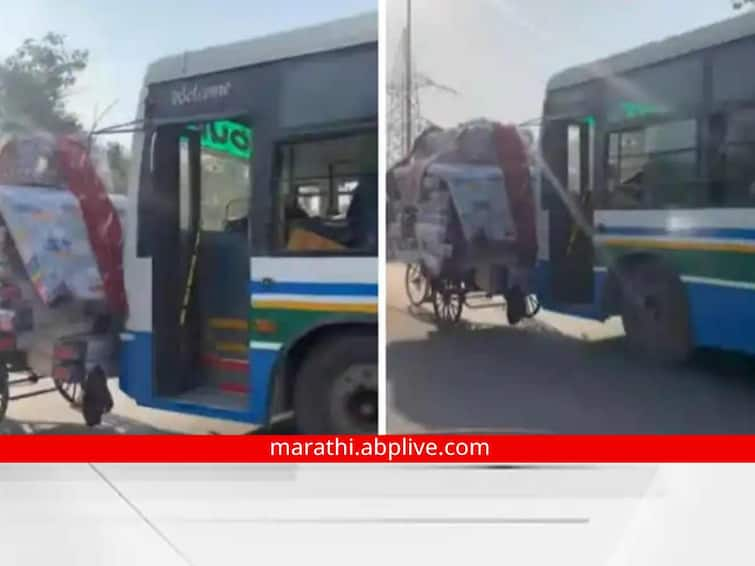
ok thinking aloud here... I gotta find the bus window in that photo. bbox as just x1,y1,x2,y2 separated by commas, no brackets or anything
605,119,698,209
567,125,581,194
179,139,191,231
199,141,251,232
275,130,377,253
606,129,647,208
713,108,755,207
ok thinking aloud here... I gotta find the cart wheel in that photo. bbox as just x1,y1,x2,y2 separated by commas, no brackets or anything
55,377,84,407
405,263,430,307
524,294,541,318
0,365,8,422
432,279,464,326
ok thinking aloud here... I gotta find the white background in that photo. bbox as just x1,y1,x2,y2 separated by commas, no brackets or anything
0,464,752,565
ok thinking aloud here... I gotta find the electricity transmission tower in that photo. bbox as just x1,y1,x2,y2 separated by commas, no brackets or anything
387,0,458,167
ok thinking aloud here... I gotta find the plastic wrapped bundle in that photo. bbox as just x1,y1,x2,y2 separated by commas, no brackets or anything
0,186,126,376
0,133,127,378
390,119,538,275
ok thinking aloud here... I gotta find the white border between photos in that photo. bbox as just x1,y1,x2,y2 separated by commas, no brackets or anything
377,0,388,435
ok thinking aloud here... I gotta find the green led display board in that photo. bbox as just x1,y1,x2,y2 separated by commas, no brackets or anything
583,101,665,126
185,120,253,160
620,101,665,119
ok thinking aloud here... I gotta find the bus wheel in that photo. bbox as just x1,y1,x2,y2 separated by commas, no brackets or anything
294,335,377,434
620,260,692,364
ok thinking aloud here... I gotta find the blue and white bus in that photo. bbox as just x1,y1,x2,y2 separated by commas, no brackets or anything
119,13,378,433
536,11,755,362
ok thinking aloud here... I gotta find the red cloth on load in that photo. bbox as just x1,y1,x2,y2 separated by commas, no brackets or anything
55,136,128,316
492,123,537,266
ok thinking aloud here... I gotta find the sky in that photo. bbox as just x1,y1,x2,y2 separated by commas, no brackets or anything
386,0,746,128
0,0,377,141
0,0,747,146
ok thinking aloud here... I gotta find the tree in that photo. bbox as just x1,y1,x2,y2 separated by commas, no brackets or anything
105,141,130,194
0,33,89,133
733,0,755,9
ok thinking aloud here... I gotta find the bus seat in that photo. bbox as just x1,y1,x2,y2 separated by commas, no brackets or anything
287,226,346,252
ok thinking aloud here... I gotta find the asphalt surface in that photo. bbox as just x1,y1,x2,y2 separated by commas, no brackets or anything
0,378,260,435
386,262,755,434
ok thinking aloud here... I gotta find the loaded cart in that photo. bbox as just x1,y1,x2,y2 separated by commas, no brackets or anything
389,119,541,326
0,133,126,425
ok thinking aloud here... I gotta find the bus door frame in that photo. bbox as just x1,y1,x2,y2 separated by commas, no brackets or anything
544,116,595,305
147,110,255,403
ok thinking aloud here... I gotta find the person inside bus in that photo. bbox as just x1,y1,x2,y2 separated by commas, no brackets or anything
285,190,349,252
709,113,727,207
345,174,377,250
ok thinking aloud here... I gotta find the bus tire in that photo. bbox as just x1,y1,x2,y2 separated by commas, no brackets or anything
293,334,377,435
620,259,692,364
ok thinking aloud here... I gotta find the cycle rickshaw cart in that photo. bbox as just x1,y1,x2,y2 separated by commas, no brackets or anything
0,133,125,425
389,120,541,327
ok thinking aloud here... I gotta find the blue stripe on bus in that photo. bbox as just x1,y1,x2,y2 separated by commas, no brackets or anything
250,281,378,296
601,226,755,240
250,347,277,423
686,280,755,356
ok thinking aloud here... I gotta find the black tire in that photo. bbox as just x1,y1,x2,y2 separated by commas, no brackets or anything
506,286,526,325
405,263,430,307
82,366,113,427
0,364,8,422
620,259,693,364
294,334,377,435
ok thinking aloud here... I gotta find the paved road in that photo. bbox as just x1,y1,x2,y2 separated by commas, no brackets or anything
0,378,259,435
386,262,755,434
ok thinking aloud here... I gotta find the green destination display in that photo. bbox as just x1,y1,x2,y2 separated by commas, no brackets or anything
583,102,666,127
185,120,253,160
620,101,665,119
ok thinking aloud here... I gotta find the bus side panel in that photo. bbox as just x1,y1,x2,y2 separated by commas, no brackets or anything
686,281,755,356
119,331,153,404
248,257,378,422
594,209,755,356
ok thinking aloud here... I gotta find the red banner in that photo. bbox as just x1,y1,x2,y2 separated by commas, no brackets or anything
2,435,755,463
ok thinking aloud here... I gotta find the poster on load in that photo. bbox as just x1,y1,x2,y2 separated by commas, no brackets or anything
0,185,108,305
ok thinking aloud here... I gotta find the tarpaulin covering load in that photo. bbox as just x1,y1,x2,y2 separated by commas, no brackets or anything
0,185,126,305
492,123,537,265
56,136,128,316
0,134,127,378
390,119,538,266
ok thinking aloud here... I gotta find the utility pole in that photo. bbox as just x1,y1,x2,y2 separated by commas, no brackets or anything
387,0,459,167
405,0,413,153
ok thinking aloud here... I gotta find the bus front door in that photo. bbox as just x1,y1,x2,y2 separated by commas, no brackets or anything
544,119,594,305
151,120,252,417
